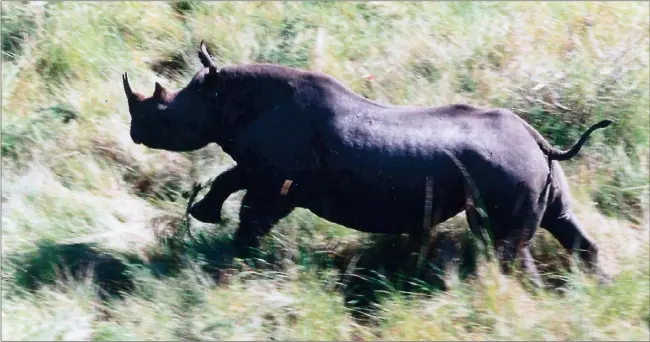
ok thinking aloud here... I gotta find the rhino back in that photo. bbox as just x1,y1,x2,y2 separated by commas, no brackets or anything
318,107,545,186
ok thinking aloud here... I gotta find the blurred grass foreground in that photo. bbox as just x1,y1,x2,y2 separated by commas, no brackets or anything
2,1,649,340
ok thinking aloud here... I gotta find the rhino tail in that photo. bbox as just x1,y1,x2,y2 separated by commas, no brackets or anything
521,118,612,161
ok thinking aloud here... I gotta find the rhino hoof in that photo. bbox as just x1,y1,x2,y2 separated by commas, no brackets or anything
190,202,222,224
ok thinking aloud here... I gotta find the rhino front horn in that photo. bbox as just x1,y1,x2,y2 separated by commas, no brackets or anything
123,73,137,103
122,72,144,112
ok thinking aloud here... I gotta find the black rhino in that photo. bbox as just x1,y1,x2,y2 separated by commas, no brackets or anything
123,41,612,285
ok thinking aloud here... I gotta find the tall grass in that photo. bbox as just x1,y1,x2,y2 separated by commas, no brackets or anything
2,1,649,340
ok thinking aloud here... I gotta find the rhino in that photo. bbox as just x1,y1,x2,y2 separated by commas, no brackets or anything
123,41,613,285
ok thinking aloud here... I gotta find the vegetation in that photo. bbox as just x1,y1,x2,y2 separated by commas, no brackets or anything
2,1,648,340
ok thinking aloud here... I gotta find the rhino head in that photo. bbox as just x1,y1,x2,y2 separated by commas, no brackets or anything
123,41,298,153
122,42,224,152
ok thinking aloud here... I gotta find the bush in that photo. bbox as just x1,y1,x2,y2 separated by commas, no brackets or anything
593,146,649,224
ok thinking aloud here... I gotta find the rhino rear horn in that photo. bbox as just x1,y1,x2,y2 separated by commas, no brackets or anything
198,40,217,69
153,81,167,99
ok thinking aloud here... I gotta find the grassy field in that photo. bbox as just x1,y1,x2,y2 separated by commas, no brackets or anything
2,1,649,340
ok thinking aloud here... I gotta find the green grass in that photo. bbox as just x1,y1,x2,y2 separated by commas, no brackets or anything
2,1,649,341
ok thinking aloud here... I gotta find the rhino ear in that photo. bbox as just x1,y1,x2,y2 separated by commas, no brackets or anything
198,40,217,68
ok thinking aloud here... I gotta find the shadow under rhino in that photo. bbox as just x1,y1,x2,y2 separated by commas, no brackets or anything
6,222,573,325
8,241,135,299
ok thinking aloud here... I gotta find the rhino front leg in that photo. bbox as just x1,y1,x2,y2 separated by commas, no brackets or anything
190,166,247,223
232,188,295,257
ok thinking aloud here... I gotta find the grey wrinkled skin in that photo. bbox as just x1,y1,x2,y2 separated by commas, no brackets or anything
123,41,613,286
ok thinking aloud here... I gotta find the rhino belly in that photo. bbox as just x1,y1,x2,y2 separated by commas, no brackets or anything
300,176,464,234
306,184,419,233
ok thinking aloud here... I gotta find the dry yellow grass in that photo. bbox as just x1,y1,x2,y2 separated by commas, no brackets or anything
2,1,648,341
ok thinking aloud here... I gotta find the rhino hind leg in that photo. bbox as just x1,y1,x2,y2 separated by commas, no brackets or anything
232,189,295,257
542,212,611,284
520,245,544,288
466,186,547,287
465,206,490,251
